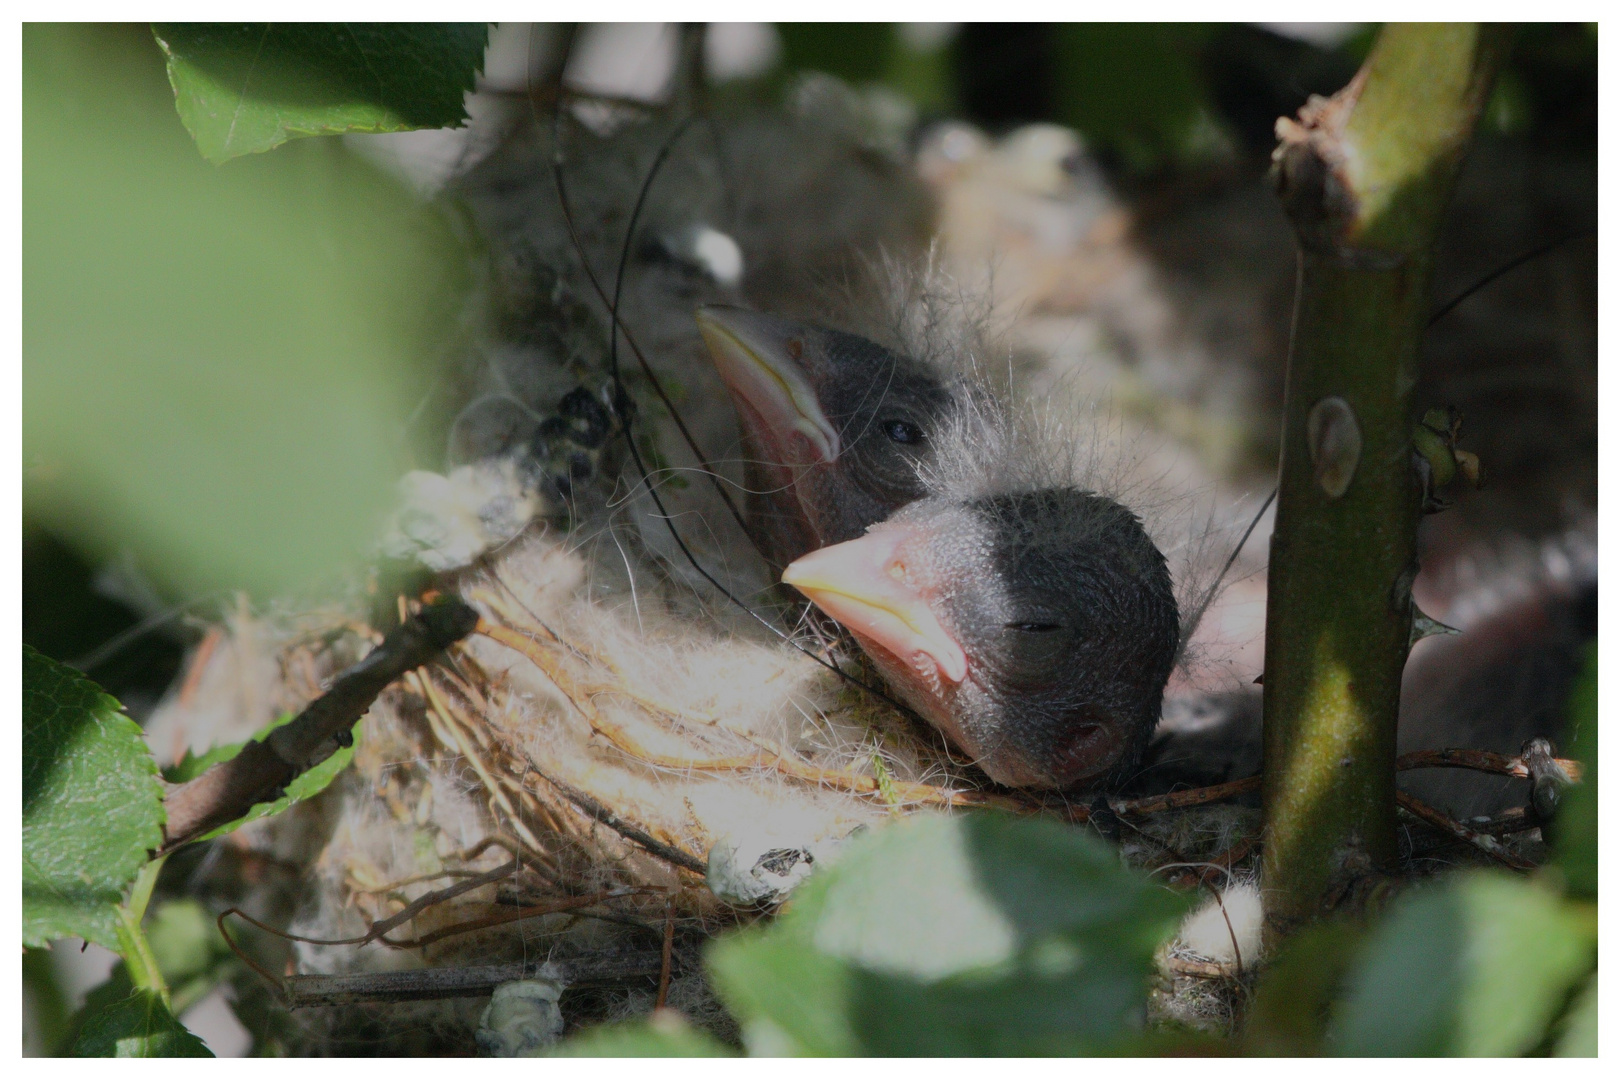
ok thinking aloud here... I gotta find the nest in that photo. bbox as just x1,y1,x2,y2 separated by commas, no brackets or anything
136,85,1592,1053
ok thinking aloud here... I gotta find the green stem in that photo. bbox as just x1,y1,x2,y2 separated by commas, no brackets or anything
1260,24,1509,940
114,855,170,1005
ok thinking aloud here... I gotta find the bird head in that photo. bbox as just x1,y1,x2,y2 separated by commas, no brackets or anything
782,488,1180,790
695,304,954,566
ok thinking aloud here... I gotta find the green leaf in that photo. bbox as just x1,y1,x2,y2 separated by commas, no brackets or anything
22,948,72,1056
175,711,362,843
1244,918,1366,1055
1051,24,1224,172
552,1013,738,1057
22,646,165,950
777,23,898,85
1329,872,1597,1056
152,23,488,163
705,812,1190,1056
1552,971,1597,1057
25,24,467,603
1552,641,1597,899
145,899,239,1015
71,989,214,1057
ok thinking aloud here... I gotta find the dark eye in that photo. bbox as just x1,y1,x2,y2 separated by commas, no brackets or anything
1007,622,1063,633
883,419,924,444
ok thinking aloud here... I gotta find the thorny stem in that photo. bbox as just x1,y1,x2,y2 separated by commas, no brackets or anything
1261,24,1510,941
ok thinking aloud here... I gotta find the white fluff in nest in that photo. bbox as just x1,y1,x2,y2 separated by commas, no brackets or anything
381,460,543,572
1176,880,1262,970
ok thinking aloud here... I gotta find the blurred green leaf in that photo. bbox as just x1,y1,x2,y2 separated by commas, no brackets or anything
777,23,897,86
1244,918,1366,1055
706,812,1190,1055
1552,971,1597,1057
552,1013,737,1057
1329,872,1596,1056
145,899,239,1015
24,24,466,602
22,947,72,1056
71,988,214,1057
152,23,487,163
1552,641,1597,899
1052,24,1225,172
22,646,165,950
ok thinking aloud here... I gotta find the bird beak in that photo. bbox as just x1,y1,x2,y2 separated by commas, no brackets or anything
696,305,841,464
781,526,968,684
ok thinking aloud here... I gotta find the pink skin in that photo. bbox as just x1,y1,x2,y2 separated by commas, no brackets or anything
783,519,1129,790
781,521,983,763
696,307,845,560
696,308,840,469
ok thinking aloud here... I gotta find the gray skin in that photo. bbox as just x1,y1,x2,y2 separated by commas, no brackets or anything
696,305,955,569
855,490,1180,790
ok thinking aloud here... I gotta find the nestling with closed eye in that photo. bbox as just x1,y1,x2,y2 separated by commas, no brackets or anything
784,488,1180,790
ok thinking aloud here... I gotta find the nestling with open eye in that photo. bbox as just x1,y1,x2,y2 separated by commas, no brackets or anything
696,304,957,569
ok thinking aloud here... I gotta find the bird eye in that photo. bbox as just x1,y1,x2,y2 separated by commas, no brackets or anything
883,419,924,444
1007,621,1063,633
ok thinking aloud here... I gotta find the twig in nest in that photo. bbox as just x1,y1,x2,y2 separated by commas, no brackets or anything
1064,775,1265,823
1164,955,1243,980
514,754,710,875
219,860,519,949
1395,790,1538,872
353,868,493,895
161,597,480,851
1395,747,1582,782
407,666,552,860
656,893,676,1010
477,620,1022,812
1159,836,1260,891
280,948,678,1008
1467,805,1542,837
220,880,651,958
376,888,651,949
1071,745,1579,829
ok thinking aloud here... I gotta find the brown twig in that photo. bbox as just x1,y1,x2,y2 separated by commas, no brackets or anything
282,948,675,1008
1395,790,1537,872
161,597,480,851
217,860,519,949
656,894,676,1009
1161,836,1261,891
517,758,709,876
1395,747,1582,782
1468,805,1542,837
1107,776,1264,819
1165,955,1243,980
378,888,647,949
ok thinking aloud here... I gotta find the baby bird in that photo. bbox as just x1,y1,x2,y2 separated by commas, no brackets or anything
782,488,1180,790
695,304,955,569
697,302,1188,790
